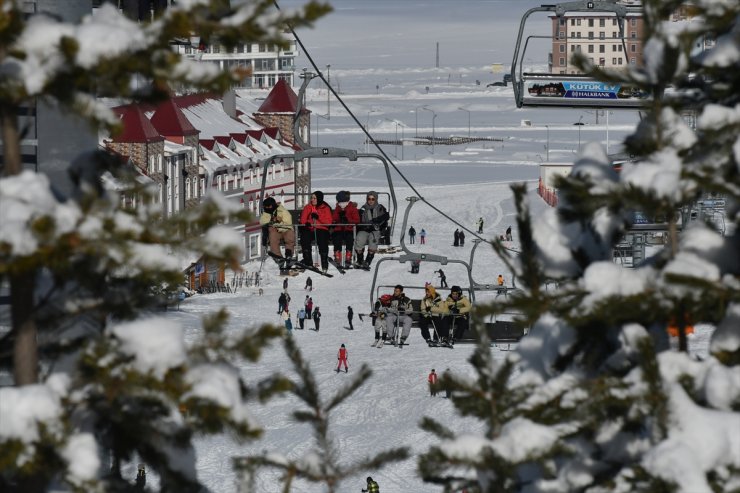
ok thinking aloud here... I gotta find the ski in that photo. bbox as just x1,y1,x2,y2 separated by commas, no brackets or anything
268,252,334,278
326,257,346,274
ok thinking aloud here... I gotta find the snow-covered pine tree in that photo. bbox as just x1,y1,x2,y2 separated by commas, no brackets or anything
419,1,740,491
0,1,330,491
234,336,409,493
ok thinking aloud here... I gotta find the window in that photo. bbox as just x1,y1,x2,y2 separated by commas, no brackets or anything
560,70,566,74
630,18,637,27
149,156,155,174
212,44,220,54
618,44,622,52
559,18,566,25
576,45,581,52
249,234,260,259
560,44,566,53
588,31,594,39
612,57,617,64
630,32,637,39
612,45,617,52
570,18,575,26
599,57,605,66
570,45,576,52
600,45,605,53
559,57,565,66
618,57,623,65
599,32,605,39
630,57,636,64
588,19,594,27
200,177,205,195
588,44,594,53
612,18,617,26
631,44,636,52
157,155,162,172
612,31,618,38
559,31,565,39
577,19,581,26
259,44,266,52
599,19,605,27
570,31,576,38
217,175,222,191
186,178,191,200
577,32,582,38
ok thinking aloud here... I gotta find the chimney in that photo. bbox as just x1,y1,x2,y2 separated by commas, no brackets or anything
223,89,237,119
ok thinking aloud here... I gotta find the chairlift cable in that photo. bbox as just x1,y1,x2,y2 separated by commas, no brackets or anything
273,1,506,252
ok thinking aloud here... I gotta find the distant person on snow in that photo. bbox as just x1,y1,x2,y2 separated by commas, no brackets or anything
505,225,513,241
436,269,448,288
312,307,321,331
282,309,293,334
347,306,354,330
354,191,389,269
459,229,465,246
476,217,484,233
408,225,416,244
299,191,333,272
453,228,460,247
283,277,288,291
297,308,306,330
305,276,313,291
362,476,379,493
428,369,438,397
278,292,287,314
331,190,361,268
497,274,505,286
336,344,348,372
419,228,427,244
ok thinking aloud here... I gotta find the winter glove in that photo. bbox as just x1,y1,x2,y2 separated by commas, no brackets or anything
310,212,319,220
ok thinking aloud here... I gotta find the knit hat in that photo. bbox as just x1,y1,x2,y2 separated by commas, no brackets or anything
336,190,350,202
341,343,345,347
394,284,404,291
366,191,378,200
313,191,324,204
262,196,277,212
451,285,462,294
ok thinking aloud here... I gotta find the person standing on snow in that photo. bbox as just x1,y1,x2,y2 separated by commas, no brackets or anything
476,217,484,233
362,476,380,492
428,369,438,397
283,277,288,291
453,229,460,247
354,191,389,269
282,309,293,334
305,276,313,291
306,297,314,318
297,307,306,330
505,225,512,241
347,306,354,330
312,307,321,331
278,292,287,314
436,269,448,288
459,229,465,247
331,191,361,268
299,191,333,272
419,228,426,244
336,344,348,373
408,225,416,244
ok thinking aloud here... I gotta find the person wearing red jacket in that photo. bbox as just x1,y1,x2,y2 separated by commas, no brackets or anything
299,191,333,272
331,190,361,268
428,369,438,396
336,344,348,373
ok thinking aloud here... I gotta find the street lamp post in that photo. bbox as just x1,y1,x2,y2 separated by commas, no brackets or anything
458,107,471,138
422,106,437,155
385,118,399,158
414,106,424,138
366,109,379,153
326,64,331,118
545,124,550,161
574,115,584,152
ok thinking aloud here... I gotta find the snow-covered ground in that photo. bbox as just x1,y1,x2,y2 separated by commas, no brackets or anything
168,3,713,491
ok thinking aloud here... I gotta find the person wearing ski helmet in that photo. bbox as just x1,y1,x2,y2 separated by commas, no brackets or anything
260,197,295,272
332,190,360,268
354,191,389,269
299,191,333,272
362,476,379,492
444,286,472,345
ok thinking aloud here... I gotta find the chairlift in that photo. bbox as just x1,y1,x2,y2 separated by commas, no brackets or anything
511,0,647,109
256,70,399,265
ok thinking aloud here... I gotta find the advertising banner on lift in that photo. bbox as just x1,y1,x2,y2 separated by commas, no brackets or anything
524,80,647,101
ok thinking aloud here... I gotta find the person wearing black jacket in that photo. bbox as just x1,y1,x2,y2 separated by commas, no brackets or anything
347,306,354,330
312,307,321,331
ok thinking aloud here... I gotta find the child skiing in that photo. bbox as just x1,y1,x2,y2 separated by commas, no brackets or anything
336,344,348,373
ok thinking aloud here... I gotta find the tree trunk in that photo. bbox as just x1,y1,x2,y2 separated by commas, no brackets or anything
1,104,39,386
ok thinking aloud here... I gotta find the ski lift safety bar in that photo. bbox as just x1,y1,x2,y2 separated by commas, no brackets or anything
511,0,646,109
257,148,399,238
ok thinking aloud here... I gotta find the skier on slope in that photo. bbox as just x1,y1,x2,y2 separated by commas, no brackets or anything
362,476,379,492
336,344,348,373
347,306,354,330
312,307,321,331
